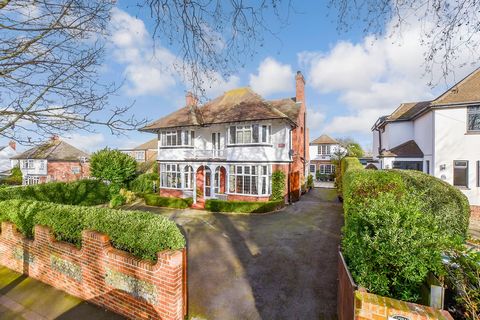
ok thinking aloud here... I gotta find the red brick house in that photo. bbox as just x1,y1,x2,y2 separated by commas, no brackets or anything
120,139,158,163
12,136,90,185
140,71,309,206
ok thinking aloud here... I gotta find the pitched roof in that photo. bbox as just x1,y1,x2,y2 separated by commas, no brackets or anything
374,67,480,128
380,140,423,158
310,134,338,144
12,139,89,161
133,138,157,150
140,88,299,131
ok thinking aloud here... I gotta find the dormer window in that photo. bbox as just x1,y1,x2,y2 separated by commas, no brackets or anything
160,130,194,147
228,124,271,145
467,106,480,132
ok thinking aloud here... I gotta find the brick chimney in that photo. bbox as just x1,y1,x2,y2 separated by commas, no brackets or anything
186,91,198,106
295,71,305,104
8,140,16,150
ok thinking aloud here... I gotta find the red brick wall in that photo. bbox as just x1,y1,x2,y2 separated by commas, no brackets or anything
159,188,183,198
47,161,90,183
0,222,186,320
227,194,270,202
355,291,453,320
291,72,308,195
471,205,480,219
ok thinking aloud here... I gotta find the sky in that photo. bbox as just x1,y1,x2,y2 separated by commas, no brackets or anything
5,1,478,154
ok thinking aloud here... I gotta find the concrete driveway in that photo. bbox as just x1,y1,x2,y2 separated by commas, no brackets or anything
131,188,343,319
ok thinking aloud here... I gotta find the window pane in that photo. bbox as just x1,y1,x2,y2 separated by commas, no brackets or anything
236,176,243,193
262,125,267,143
177,131,182,145
172,132,177,145
252,125,259,143
237,166,242,174
244,127,252,143
468,110,480,131
244,176,251,194
191,131,195,145
244,166,250,174
252,176,258,195
167,134,172,146
261,177,267,194
262,166,267,175
184,131,189,145
237,130,243,144
229,175,236,192
230,126,236,144
454,160,468,187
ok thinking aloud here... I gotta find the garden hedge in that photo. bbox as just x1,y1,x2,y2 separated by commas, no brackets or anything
129,173,159,194
205,199,284,213
0,199,185,261
341,157,470,302
0,180,110,205
144,194,193,209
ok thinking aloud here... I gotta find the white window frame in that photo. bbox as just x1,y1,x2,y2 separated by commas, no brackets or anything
160,130,194,147
23,176,40,185
71,166,81,174
228,164,270,196
228,124,272,145
467,106,480,132
184,165,194,190
453,160,469,188
134,151,145,161
160,163,182,189
318,144,331,155
319,164,335,174
309,164,316,173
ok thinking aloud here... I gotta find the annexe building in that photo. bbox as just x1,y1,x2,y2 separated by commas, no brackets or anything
141,72,309,207
372,68,480,208
13,136,90,185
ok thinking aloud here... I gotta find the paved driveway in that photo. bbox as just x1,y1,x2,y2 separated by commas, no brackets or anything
131,188,343,319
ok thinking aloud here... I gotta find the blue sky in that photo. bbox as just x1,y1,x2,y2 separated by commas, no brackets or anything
6,1,477,154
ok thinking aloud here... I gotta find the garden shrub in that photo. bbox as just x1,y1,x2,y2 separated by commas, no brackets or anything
205,199,284,213
270,170,285,201
307,174,314,189
0,180,109,205
1,166,22,185
129,173,159,194
0,200,185,261
109,193,126,209
336,157,363,198
144,194,192,209
341,158,470,302
90,148,137,190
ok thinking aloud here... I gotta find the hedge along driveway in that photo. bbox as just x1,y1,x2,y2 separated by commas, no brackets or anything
128,188,344,319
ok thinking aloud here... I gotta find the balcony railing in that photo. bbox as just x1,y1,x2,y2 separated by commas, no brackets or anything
185,149,226,160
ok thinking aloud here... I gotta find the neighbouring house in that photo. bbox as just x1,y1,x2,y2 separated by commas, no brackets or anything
120,138,158,163
140,71,309,207
12,136,90,185
308,134,342,180
372,67,480,208
0,141,19,177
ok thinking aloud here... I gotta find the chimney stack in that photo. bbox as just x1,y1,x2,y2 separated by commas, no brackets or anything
51,135,60,141
8,140,16,150
186,91,198,106
295,71,305,104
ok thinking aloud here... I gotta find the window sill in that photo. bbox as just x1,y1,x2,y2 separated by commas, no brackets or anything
465,131,480,135
226,144,273,148
159,146,194,149
226,192,271,197
454,186,470,190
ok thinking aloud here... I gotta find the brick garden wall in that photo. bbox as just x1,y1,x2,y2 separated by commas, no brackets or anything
471,205,480,219
0,222,186,320
160,188,184,198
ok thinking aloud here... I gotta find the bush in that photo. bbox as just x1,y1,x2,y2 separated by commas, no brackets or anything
1,166,22,185
90,148,137,190
205,199,284,213
129,173,159,194
341,161,470,302
109,193,126,209
336,157,363,198
0,200,185,261
119,188,136,204
307,174,314,189
270,170,285,201
0,180,109,205
144,194,192,209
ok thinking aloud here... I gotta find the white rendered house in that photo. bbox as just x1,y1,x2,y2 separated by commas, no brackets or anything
308,134,343,179
372,68,480,207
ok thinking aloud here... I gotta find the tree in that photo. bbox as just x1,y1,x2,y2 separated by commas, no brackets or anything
337,138,364,158
0,0,146,144
90,148,137,191
328,0,480,81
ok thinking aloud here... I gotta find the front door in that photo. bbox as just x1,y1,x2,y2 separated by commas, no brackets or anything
204,167,212,197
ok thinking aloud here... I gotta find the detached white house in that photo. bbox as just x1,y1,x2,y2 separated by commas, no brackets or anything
0,141,18,177
372,68,480,209
308,134,342,179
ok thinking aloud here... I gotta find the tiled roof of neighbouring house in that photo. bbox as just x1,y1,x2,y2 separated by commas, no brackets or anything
380,140,424,158
140,88,300,131
310,134,338,145
374,67,480,127
130,138,158,150
12,138,89,161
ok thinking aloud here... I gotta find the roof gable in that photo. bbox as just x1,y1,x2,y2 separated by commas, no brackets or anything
310,134,338,145
381,140,423,158
432,67,480,105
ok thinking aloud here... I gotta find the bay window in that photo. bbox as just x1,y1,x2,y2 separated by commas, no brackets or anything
160,130,194,147
160,163,181,188
228,124,271,145
228,164,270,195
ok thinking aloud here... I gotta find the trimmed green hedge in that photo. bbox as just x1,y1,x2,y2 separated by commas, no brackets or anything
0,200,185,261
0,180,110,205
341,157,470,302
336,156,363,198
205,199,284,213
129,173,159,194
144,194,193,209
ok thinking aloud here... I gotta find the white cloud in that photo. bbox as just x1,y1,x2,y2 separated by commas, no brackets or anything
249,57,294,96
300,11,477,137
307,108,326,132
63,133,106,152
202,72,241,98
109,8,177,96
